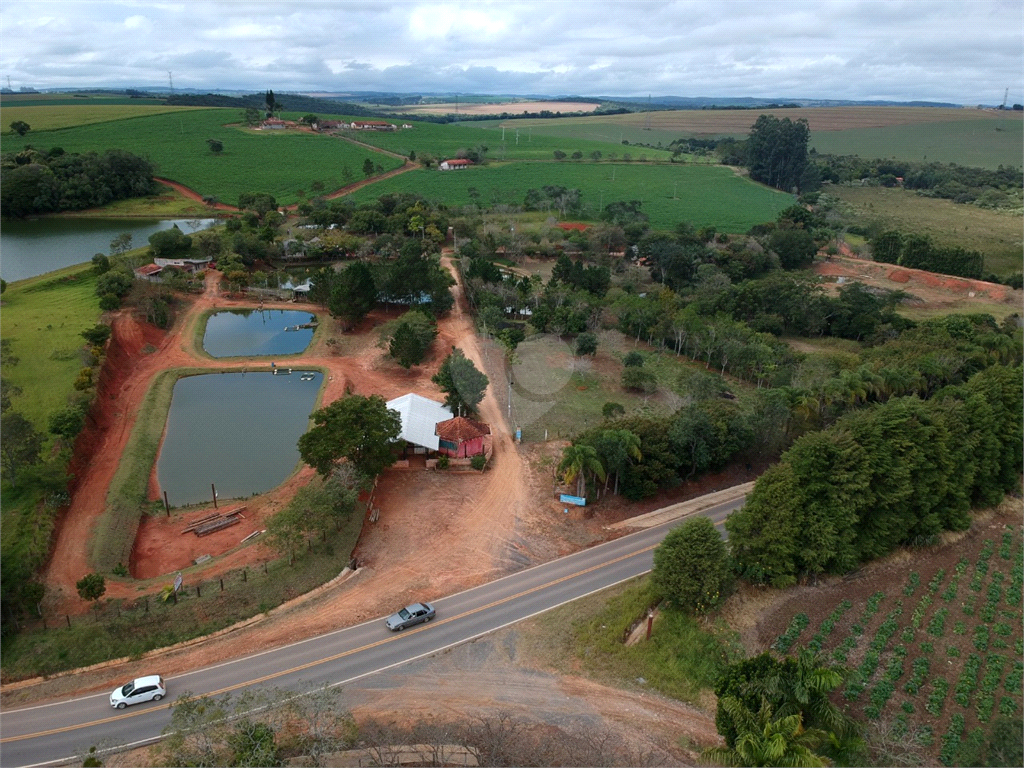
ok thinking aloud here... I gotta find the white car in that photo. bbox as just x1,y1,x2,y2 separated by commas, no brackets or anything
110,675,166,709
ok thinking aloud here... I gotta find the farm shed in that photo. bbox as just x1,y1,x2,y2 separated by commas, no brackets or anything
435,416,490,458
134,263,163,282
351,120,396,131
386,393,453,452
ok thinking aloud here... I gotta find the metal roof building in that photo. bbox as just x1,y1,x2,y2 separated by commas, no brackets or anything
385,393,453,451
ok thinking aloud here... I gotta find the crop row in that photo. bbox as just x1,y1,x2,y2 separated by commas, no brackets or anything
806,600,852,653
941,558,969,602
772,612,809,654
939,712,965,767
970,540,995,592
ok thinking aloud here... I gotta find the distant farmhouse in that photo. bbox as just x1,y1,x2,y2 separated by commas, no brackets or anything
439,158,473,171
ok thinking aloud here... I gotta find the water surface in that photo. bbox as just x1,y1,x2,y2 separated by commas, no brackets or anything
0,218,216,282
203,309,317,357
157,371,322,507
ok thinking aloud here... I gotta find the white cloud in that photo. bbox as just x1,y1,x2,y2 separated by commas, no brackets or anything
0,0,1020,104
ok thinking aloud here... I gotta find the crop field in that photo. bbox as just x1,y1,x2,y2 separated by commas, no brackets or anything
811,118,1023,170
763,510,1023,766
325,118,673,163
484,107,1024,169
8,109,405,206
390,99,602,116
344,161,793,232
1,104,205,133
828,185,1024,275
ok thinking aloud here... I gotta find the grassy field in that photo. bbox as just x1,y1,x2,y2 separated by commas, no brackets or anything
0,264,102,431
811,118,1024,170
344,161,794,232
5,109,405,206
326,118,674,163
1,104,206,133
766,511,1023,766
828,185,1024,275
483,107,1024,168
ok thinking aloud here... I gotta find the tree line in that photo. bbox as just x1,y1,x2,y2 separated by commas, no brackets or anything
0,146,155,218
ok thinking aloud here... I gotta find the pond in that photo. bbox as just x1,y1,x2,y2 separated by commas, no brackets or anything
156,371,322,507
203,309,317,358
0,218,216,283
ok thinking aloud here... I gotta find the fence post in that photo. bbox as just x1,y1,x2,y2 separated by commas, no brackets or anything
220,578,224,591
243,569,247,582
197,585,201,598
66,615,71,628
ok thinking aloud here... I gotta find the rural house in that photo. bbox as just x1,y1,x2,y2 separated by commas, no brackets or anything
435,416,490,458
439,158,473,170
350,120,396,131
385,393,453,453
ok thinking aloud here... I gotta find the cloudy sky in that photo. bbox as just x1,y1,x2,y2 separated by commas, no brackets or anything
1,0,1021,104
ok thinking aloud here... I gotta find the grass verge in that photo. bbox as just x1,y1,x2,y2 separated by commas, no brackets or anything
1,512,364,681
519,575,737,706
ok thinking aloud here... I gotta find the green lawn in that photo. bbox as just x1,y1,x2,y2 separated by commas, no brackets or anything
1,265,102,431
6,109,405,206
345,161,794,232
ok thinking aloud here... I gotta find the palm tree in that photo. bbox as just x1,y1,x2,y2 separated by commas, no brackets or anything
557,443,606,499
596,429,642,495
701,697,830,767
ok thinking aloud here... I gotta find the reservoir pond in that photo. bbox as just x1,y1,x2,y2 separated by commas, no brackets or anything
157,371,321,506
203,309,316,357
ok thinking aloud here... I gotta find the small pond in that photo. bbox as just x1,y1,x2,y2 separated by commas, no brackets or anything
203,309,317,358
157,371,322,507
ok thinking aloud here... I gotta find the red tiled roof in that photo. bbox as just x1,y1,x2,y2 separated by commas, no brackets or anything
556,222,589,231
443,158,473,165
135,263,162,275
434,416,491,441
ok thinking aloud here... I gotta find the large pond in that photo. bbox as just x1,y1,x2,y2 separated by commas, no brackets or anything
157,371,322,507
203,309,317,358
0,218,216,283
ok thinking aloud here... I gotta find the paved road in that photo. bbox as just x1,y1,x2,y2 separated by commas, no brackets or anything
0,492,745,768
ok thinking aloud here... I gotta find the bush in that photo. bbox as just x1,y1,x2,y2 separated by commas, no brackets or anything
436,455,449,470
470,454,486,471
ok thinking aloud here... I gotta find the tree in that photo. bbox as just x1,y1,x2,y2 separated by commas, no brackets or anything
701,697,830,767
746,114,811,193
592,428,641,495
621,366,657,393
206,139,223,154
264,89,279,116
362,158,375,178
574,331,598,357
75,572,106,604
768,227,817,270
557,443,606,499
298,394,402,478
237,192,278,218
244,107,262,127
386,311,437,368
432,348,489,417
328,261,377,329
109,232,133,256
148,225,192,257
552,150,567,161
652,516,732,614
9,120,30,136
49,405,86,441
0,411,44,486
300,113,319,127
91,253,110,275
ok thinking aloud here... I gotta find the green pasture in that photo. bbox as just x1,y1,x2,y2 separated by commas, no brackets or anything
344,161,794,232
328,117,673,162
1,104,205,133
0,265,102,431
6,109,405,206
811,118,1024,170
475,115,718,151
829,185,1024,275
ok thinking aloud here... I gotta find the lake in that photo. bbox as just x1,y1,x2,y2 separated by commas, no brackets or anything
156,371,322,507
203,309,317,358
0,218,216,283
